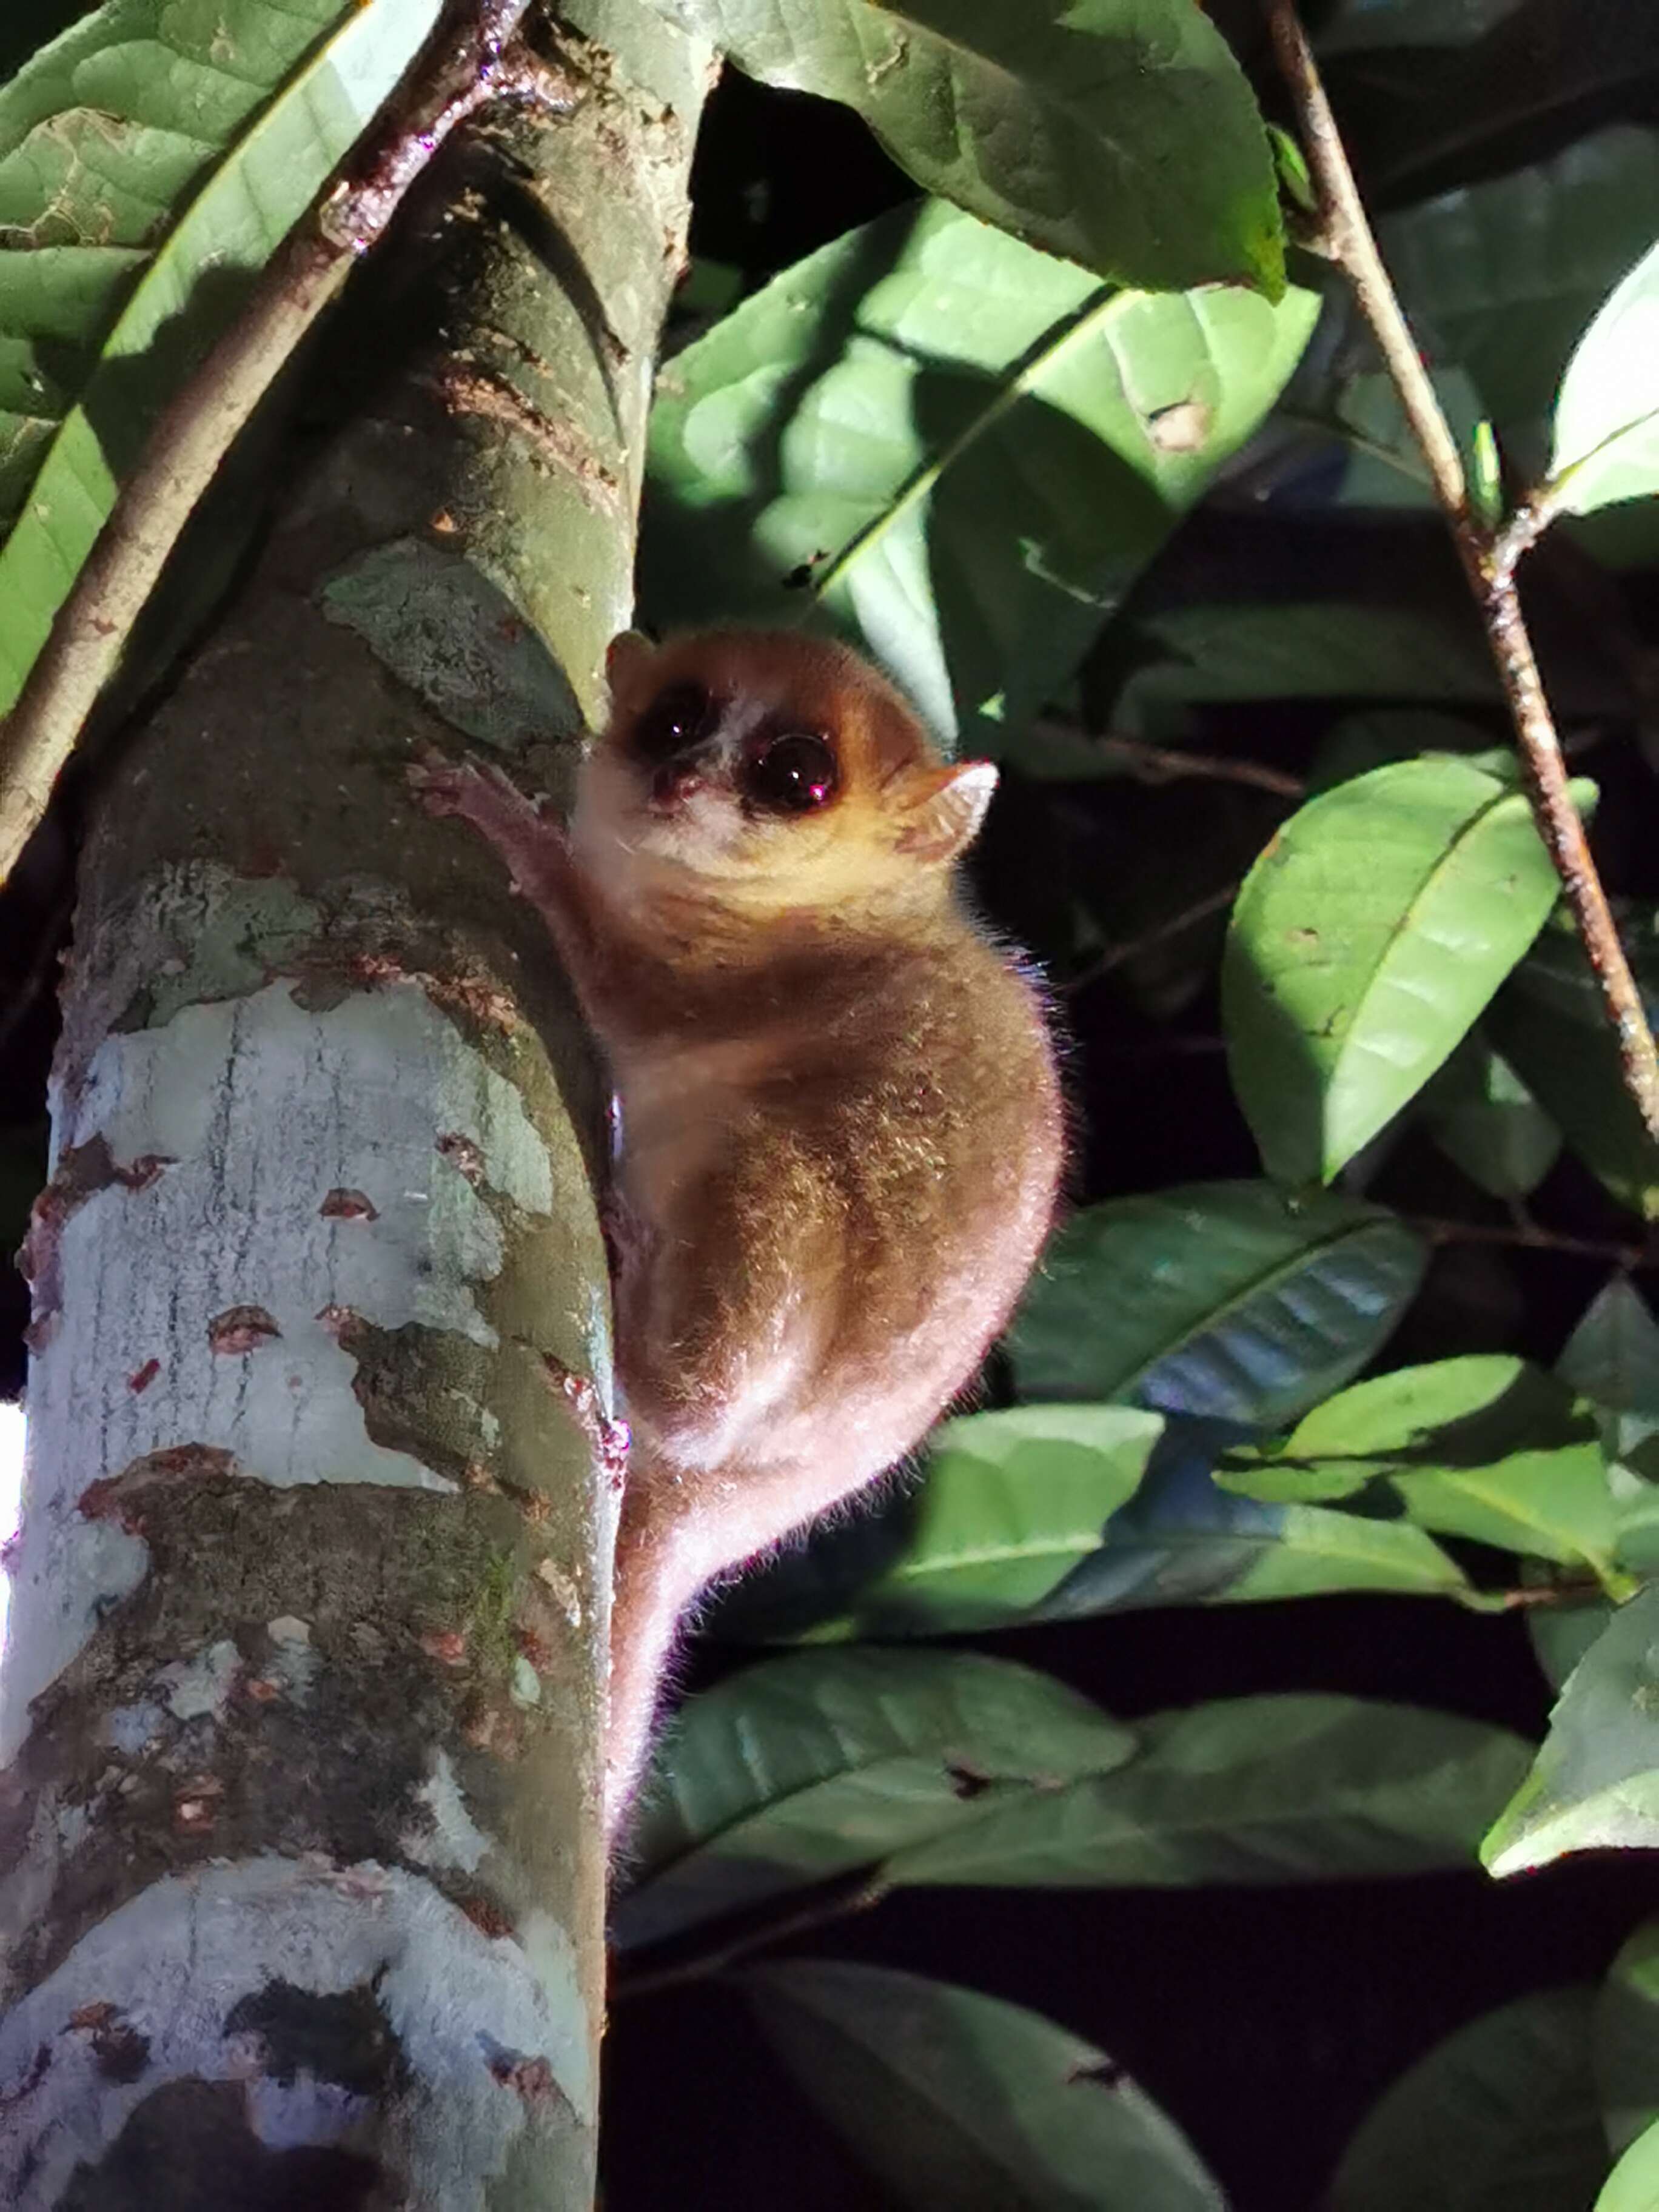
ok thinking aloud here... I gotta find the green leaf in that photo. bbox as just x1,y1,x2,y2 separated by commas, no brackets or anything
1423,1034,1561,1201
1375,127,1659,455
643,199,1316,757
713,1419,1470,1644
786,1405,1163,1640
746,1962,1228,2211
1484,1585,1659,1876
1111,600,1501,729
1551,238,1659,515
1316,0,1518,51
1007,1181,1426,1427
613,1647,1134,1949
1597,2120,1659,2212
1328,1987,1607,2212
0,0,443,712
1305,709,1511,797
1529,1597,1614,1694
1560,1278,1659,1477
1486,914,1659,1222
1595,1921,1659,2161
1222,757,1592,1184
640,0,1282,296
1242,1356,1617,1574
882,1695,1534,1888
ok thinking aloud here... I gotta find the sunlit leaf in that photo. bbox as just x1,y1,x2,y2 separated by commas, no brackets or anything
638,0,1283,295
1237,1356,1617,1573
882,1695,1532,1888
0,0,444,711
747,1962,1228,2211
1007,1181,1426,1426
1551,240,1659,515
1485,1586,1659,1877
714,1416,1470,1644
1329,1987,1607,2212
1223,757,1592,1184
1596,2120,1659,2212
643,198,1316,754
614,1647,1133,1949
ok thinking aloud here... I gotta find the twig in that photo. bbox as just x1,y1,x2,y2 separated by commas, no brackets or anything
1408,1213,1656,1273
1264,0,1659,1147
609,1872,891,2002
0,0,578,886
1037,724,1305,799
1065,880,1241,996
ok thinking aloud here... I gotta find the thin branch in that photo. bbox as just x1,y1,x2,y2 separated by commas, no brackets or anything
1264,0,1659,1147
1037,724,1305,799
0,0,577,886
1065,880,1240,997
1408,1213,1656,1273
609,1873,892,2002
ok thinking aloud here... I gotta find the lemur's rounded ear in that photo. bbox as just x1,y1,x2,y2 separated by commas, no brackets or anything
893,762,999,864
605,630,656,705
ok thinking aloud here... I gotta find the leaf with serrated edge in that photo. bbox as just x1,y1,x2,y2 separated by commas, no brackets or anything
0,0,444,711
747,1962,1227,2211
1007,1180,1425,1427
643,198,1317,753
883,1695,1533,1888
613,1647,1133,1949
640,0,1281,295
1552,240,1659,515
1223,757,1594,1184
1329,1988,1607,2212
1486,1585,1659,1876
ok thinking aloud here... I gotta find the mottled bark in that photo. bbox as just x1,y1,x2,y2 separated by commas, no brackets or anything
0,5,709,2203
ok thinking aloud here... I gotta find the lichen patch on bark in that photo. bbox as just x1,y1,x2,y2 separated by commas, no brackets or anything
0,1857,592,2208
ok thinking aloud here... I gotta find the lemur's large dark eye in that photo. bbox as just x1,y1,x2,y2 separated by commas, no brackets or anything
743,730,839,814
632,682,717,764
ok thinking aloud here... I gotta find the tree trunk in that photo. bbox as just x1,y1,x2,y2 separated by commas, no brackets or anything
0,5,708,2202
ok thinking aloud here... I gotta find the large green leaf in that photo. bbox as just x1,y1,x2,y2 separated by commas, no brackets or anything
640,0,1282,295
882,1695,1533,1888
1110,600,1502,731
795,1405,1161,1640
1223,758,1590,1185
612,1647,1134,1949
1551,238,1659,515
746,1962,1227,2211
1228,1357,1617,1574
712,1418,1470,1644
1007,1181,1426,1427
1597,2122,1659,2212
0,0,443,711
1485,1585,1659,1876
1328,1987,1608,2212
642,197,1315,755
1486,914,1659,1222
1595,1921,1659,2162
1378,128,1659,455
1423,1034,1561,1201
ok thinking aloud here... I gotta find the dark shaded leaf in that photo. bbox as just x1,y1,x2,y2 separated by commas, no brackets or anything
747,1962,1227,2210
882,1695,1533,1888
615,1647,1131,1948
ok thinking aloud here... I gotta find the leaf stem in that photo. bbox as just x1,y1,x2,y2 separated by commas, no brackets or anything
0,0,578,885
1407,1214,1656,1273
1036,725,1305,799
609,1872,891,2002
1263,0,1659,1147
